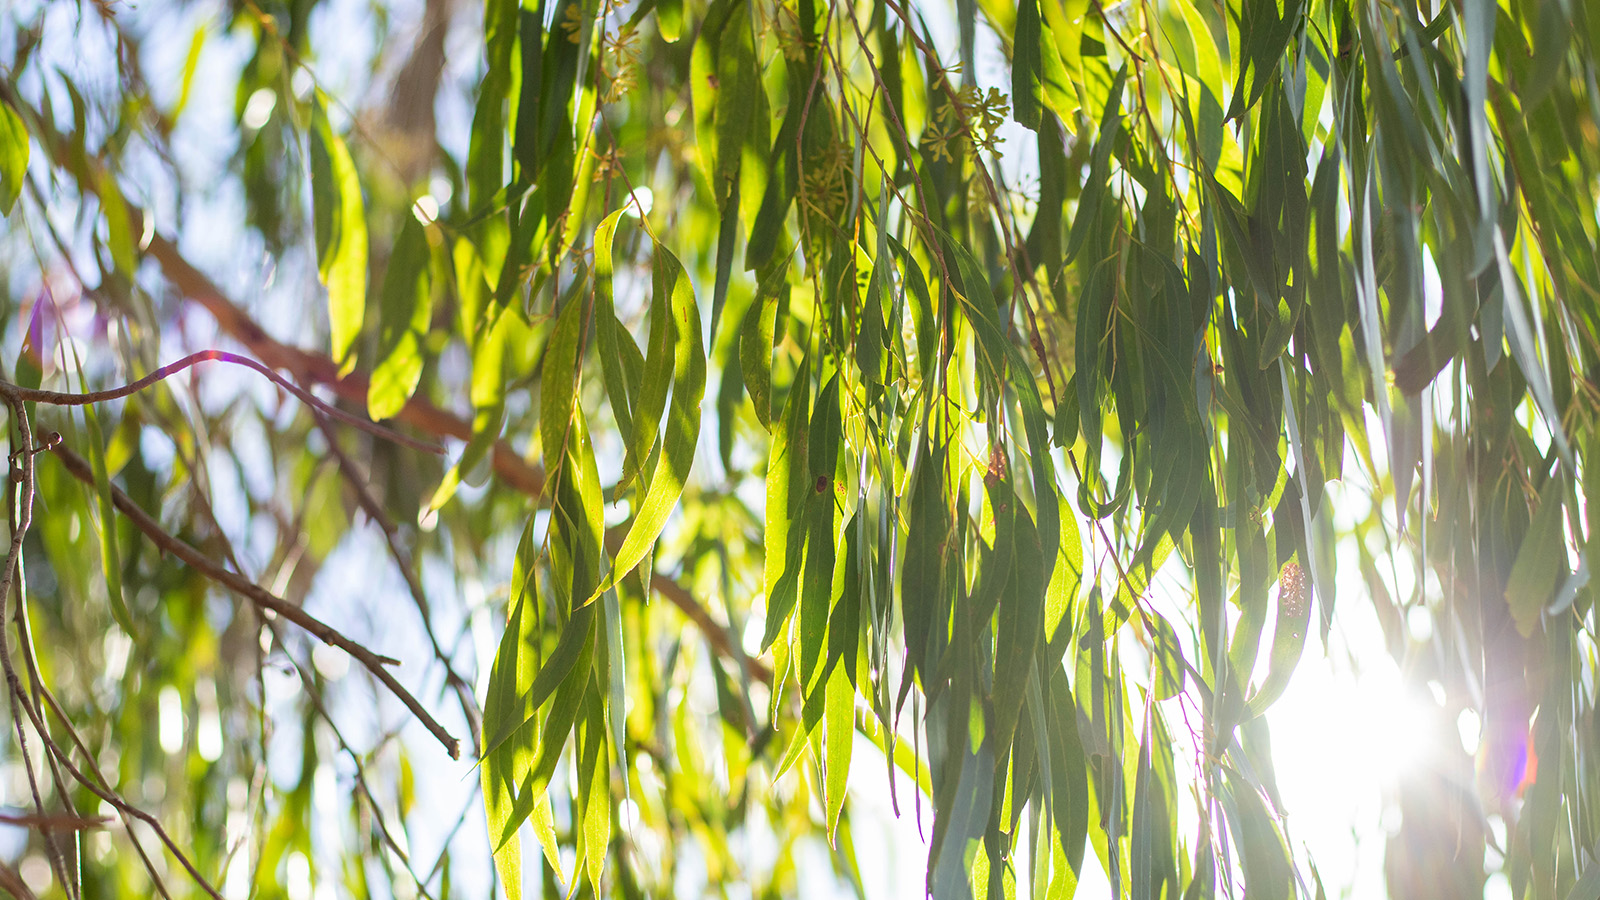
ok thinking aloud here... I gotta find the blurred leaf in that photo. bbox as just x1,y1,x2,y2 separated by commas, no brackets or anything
80,394,131,634
739,285,776,427
0,97,27,215
310,99,368,371
368,213,434,420
1506,473,1567,637
97,169,137,277
1013,0,1043,129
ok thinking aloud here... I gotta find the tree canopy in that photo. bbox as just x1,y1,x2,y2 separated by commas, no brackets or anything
0,0,1597,895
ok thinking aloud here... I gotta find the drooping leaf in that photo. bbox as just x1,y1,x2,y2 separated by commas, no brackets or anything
368,213,435,420
0,98,29,215
593,246,705,603
1506,472,1567,637
310,98,368,371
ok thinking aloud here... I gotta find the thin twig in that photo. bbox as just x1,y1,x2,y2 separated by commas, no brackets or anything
144,230,762,696
0,400,75,900
5,350,441,455
0,395,201,899
311,413,484,751
265,618,443,900
0,811,111,831
42,439,462,760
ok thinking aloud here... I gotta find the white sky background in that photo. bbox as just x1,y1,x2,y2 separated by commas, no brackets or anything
0,0,1524,896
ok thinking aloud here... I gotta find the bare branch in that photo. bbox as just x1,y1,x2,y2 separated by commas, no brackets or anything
6,350,442,455
42,439,462,760
312,413,484,750
146,235,546,496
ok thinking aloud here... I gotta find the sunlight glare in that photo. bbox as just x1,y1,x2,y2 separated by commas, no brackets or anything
627,186,655,217
1277,659,1437,789
1270,650,1443,892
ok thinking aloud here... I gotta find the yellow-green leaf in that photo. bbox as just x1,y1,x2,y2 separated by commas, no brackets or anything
311,99,368,371
0,97,27,216
589,246,704,604
367,214,434,420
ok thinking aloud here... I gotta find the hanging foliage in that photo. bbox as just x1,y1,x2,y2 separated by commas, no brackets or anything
0,0,1598,895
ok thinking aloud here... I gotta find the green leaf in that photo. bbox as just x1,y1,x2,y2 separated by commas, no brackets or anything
830,511,863,684
1046,667,1088,884
1224,0,1305,120
1013,0,1043,129
593,209,638,441
799,373,842,690
368,213,434,420
617,236,676,492
601,587,628,797
310,99,368,371
81,397,132,634
658,0,683,40
577,691,610,894
1073,256,1116,466
762,360,811,649
517,614,597,817
482,519,559,889
591,246,705,604
1045,496,1082,649
1506,473,1567,637
482,602,600,761
1222,772,1292,900
0,97,28,216
1246,561,1311,714
824,663,854,843
929,740,996,898
1149,613,1188,701
936,230,1008,407
1169,0,1223,107
1064,64,1127,263
430,304,520,511
714,5,759,209
993,497,1045,758
512,7,545,178
97,169,137,278
1131,720,1157,900
1493,230,1574,468
902,437,951,681
541,293,587,475
739,277,777,427
172,22,209,121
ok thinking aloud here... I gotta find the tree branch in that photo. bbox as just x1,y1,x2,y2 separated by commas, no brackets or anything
8,349,442,455
312,413,486,745
145,232,770,687
44,439,462,759
146,236,547,497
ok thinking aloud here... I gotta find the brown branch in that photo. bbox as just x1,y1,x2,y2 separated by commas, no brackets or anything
145,235,547,498
0,810,111,830
312,413,484,749
0,397,79,898
9,349,442,455
0,858,39,900
645,568,772,685
43,439,462,760
145,231,768,689
0,394,198,900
